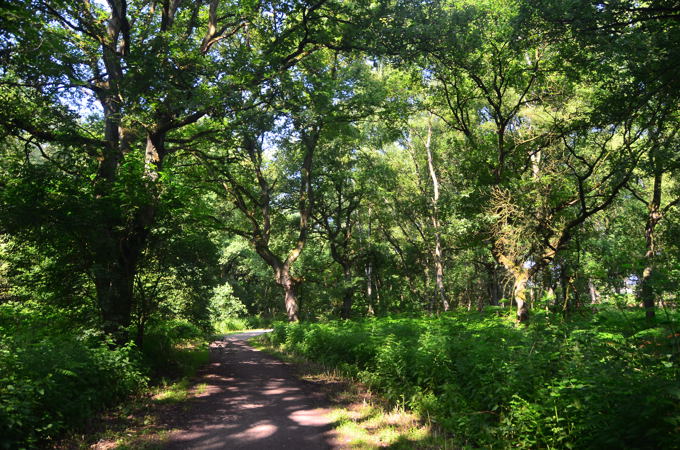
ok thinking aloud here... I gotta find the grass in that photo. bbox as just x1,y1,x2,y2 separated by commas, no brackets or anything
250,334,457,449
152,379,193,404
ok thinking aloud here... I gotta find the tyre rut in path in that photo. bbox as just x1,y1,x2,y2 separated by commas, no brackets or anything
164,330,338,449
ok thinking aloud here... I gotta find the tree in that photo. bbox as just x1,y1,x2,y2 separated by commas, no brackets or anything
385,0,653,321
625,109,680,319
198,50,381,320
0,0,367,337
527,0,680,318
312,130,365,318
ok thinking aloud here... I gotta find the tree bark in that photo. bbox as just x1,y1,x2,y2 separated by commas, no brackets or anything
513,270,530,323
640,170,663,320
424,120,449,312
365,206,375,315
588,279,600,304
228,127,317,322
413,116,449,312
277,267,300,322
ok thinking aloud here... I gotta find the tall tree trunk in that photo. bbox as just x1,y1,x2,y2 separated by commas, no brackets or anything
588,279,600,304
365,206,375,315
640,170,663,320
559,262,570,312
432,227,447,311
235,127,316,323
92,6,131,340
365,262,374,315
424,116,449,311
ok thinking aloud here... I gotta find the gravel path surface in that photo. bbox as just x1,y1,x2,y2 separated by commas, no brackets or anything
164,330,338,449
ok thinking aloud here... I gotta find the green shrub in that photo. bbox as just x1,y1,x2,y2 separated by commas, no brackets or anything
0,301,218,449
246,315,276,329
0,323,147,448
209,283,247,322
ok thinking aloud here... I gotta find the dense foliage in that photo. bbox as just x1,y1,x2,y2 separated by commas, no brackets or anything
266,310,680,448
0,302,144,447
0,300,211,448
1,0,679,446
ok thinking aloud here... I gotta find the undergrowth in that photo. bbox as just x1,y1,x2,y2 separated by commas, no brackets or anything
265,307,680,448
0,302,210,449
252,334,456,448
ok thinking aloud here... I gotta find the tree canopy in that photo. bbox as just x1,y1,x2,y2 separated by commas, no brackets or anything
1,0,679,331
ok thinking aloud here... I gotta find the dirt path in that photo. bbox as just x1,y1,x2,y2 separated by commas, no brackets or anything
163,331,338,449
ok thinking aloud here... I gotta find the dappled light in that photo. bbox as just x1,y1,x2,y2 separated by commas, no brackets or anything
164,332,339,449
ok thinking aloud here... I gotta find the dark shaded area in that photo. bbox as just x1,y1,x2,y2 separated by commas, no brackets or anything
163,331,338,449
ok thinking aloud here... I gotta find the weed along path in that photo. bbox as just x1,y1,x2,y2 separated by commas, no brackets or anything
164,330,339,449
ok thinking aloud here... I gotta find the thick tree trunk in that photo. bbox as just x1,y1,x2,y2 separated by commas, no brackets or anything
276,267,300,322
283,282,300,322
640,206,662,320
94,209,153,341
92,5,150,343
95,265,135,339
494,251,532,322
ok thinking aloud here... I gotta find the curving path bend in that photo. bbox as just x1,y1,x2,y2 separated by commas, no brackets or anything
164,330,338,449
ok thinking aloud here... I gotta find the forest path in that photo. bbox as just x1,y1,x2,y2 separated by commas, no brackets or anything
163,330,339,449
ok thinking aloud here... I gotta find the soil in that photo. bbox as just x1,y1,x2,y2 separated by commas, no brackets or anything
162,330,339,449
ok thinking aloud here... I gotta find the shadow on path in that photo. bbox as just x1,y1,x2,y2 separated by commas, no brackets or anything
163,331,338,449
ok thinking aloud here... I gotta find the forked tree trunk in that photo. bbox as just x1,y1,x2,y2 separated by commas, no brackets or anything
495,251,532,322
424,116,449,312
